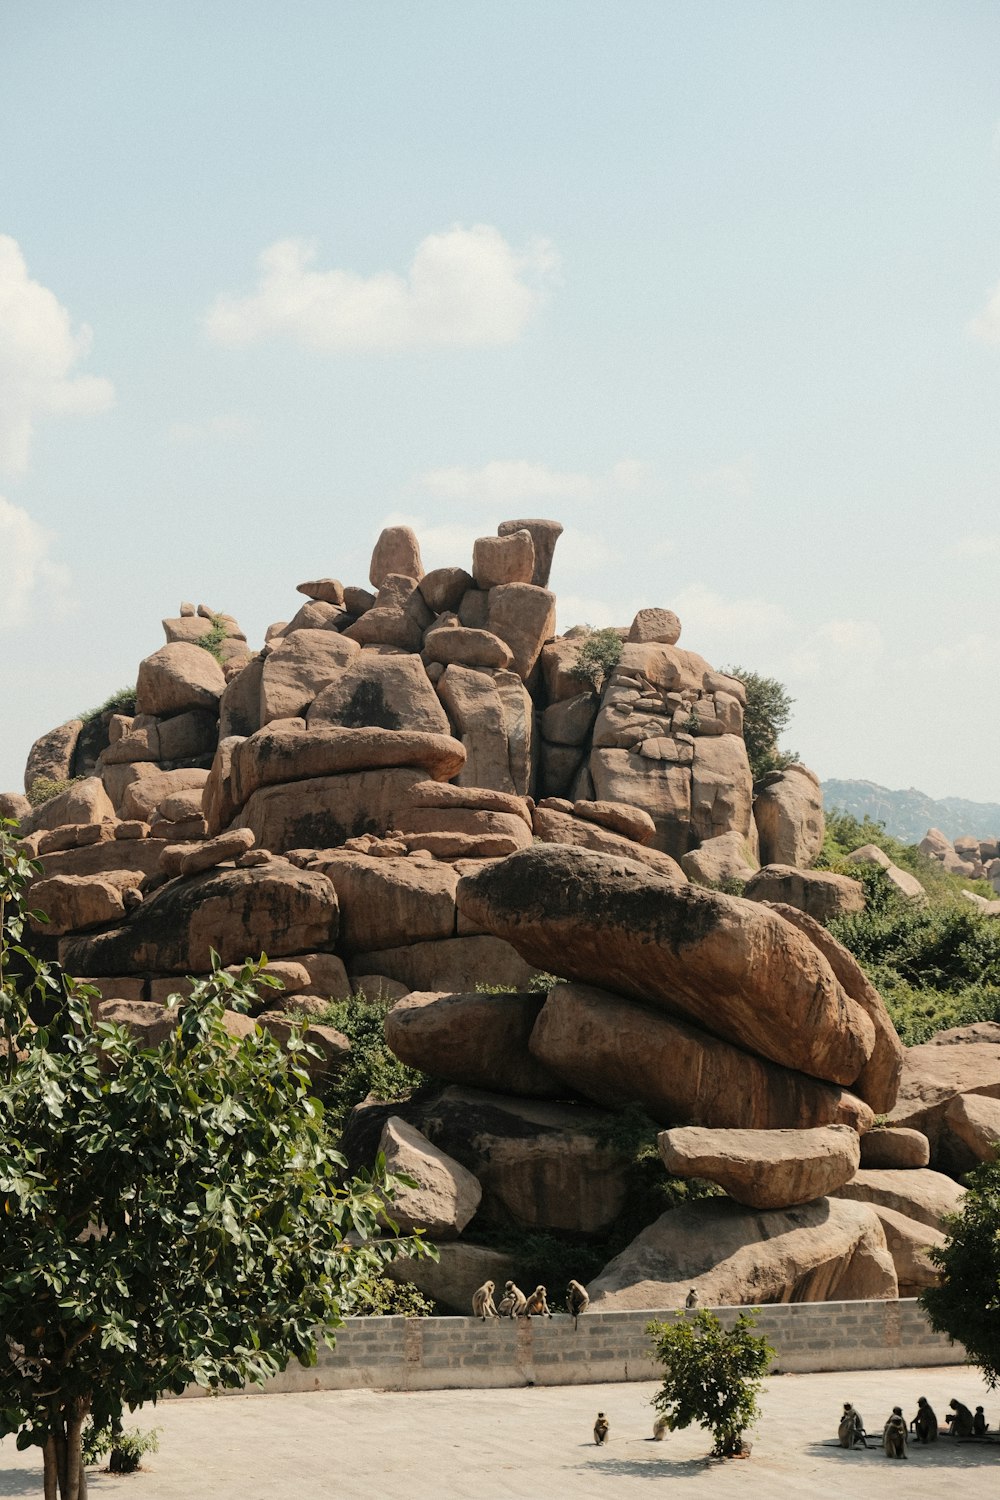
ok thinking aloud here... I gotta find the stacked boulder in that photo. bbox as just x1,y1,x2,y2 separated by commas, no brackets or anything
920,827,1000,886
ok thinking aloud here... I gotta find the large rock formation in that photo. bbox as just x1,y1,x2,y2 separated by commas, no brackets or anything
657,1125,861,1210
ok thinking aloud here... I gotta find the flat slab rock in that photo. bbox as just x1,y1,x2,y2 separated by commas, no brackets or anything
657,1124,861,1210
586,1195,897,1309
529,982,873,1133
831,1167,965,1232
60,863,338,977
457,845,876,1089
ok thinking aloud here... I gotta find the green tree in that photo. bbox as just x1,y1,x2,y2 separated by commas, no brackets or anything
647,1307,774,1457
723,665,799,781
0,820,432,1500
920,1157,1000,1385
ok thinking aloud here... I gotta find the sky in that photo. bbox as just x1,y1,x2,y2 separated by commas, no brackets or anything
2,1,1000,801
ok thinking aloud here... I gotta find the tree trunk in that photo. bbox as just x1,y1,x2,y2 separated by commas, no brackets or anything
63,1397,89,1500
42,1436,58,1500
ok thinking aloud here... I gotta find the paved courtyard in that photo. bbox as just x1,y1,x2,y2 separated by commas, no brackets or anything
1,1364,997,1499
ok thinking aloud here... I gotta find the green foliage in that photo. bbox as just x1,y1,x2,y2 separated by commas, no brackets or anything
647,1308,774,1457
570,627,623,689
83,1422,160,1472
347,1272,438,1318
293,993,431,1135
195,614,230,663
25,776,82,808
723,665,799,781
921,1158,1000,1387
818,810,993,900
0,836,433,1496
78,687,137,724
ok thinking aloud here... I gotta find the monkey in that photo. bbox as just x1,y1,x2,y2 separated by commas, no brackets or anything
497,1278,527,1314
838,1402,869,1449
522,1285,551,1318
471,1280,498,1320
945,1398,974,1437
684,1288,699,1309
566,1280,590,1322
973,1406,988,1438
882,1407,908,1459
652,1414,669,1441
909,1396,938,1444
593,1412,609,1446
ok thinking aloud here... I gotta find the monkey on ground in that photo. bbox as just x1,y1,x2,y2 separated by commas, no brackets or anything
973,1406,988,1437
945,1399,974,1437
471,1280,498,1320
909,1397,938,1444
838,1402,869,1449
499,1280,527,1318
883,1407,908,1459
522,1285,551,1318
684,1288,699,1309
594,1412,609,1446
567,1280,590,1321
652,1415,669,1441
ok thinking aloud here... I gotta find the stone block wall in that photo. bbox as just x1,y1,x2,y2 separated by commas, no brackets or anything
178,1300,963,1398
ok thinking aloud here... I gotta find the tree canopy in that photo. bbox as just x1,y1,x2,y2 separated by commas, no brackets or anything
0,819,431,1500
723,665,798,782
920,1157,1000,1387
647,1307,774,1457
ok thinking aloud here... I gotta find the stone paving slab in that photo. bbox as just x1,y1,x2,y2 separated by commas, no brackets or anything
0,1364,997,1498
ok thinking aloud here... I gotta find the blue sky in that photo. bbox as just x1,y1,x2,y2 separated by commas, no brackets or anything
3,1,1000,801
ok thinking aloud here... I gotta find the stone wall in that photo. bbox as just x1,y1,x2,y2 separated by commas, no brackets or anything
178,1300,963,1398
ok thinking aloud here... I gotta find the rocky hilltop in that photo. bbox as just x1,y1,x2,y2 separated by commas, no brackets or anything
4,519,991,1312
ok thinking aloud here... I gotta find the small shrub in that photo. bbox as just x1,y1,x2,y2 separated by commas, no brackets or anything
292,993,431,1134
723,665,799,781
571,628,623,689
345,1271,438,1317
195,614,230,663
78,686,137,724
84,1423,160,1473
647,1307,774,1457
26,775,82,807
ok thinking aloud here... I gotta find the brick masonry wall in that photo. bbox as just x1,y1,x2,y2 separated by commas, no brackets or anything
179,1299,965,1398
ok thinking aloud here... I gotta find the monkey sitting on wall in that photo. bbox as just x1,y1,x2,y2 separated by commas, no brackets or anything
497,1280,527,1318
566,1280,590,1321
522,1285,551,1318
471,1280,498,1320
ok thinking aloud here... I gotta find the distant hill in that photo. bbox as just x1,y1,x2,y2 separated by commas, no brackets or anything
821,779,1000,845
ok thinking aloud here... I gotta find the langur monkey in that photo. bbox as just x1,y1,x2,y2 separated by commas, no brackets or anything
594,1412,609,1446
566,1280,590,1322
471,1280,498,1320
499,1280,527,1318
522,1285,551,1318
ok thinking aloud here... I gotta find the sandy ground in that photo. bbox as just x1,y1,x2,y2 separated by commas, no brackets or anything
1,1364,998,1499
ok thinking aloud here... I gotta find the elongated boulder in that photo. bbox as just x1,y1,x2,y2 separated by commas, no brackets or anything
24,718,82,795
233,768,426,853
405,780,532,828
378,1117,482,1239
832,1168,965,1232
29,873,137,935
744,865,865,923
943,1092,1000,1163
20,777,116,836
859,1127,930,1169
315,855,458,952
349,935,538,994
384,990,567,1099
60,864,338,976
764,902,903,1115
531,806,686,880
586,1196,897,1308
528,983,873,1132
421,1087,630,1235
230,726,465,808
887,1034,1000,1169
657,1125,861,1210
457,846,876,1087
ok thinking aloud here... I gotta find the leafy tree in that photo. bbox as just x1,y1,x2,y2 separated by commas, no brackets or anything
571,627,623,689
0,819,432,1500
920,1158,1000,1384
723,665,798,781
647,1307,774,1457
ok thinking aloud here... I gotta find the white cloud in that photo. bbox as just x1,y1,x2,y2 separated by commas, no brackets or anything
952,533,1000,558
205,225,558,352
691,456,754,498
781,617,884,679
670,583,790,644
968,280,1000,344
167,414,249,445
0,235,114,474
417,456,650,507
0,496,72,629
925,632,995,670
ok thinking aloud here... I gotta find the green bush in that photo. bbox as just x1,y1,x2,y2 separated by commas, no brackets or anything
78,686,137,723
83,1422,160,1473
648,1308,774,1457
570,627,623,689
195,614,230,663
26,775,82,807
921,1157,1000,1386
292,993,431,1135
722,665,799,781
